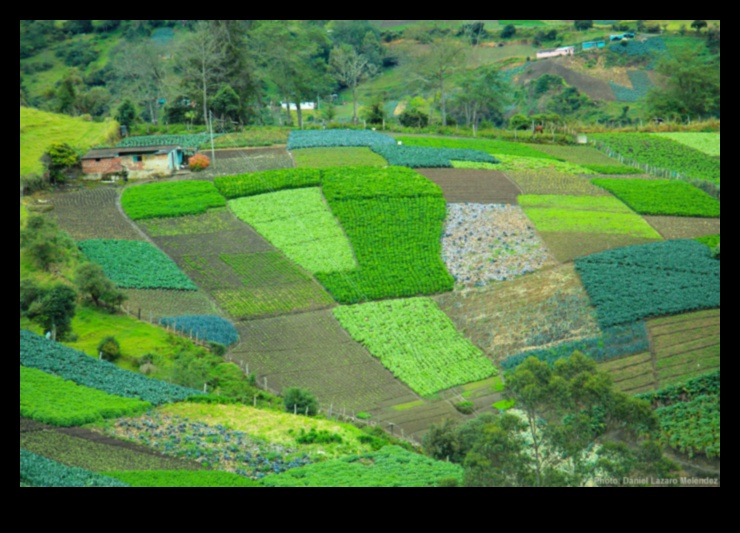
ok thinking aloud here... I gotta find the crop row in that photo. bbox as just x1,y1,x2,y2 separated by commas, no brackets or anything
79,240,198,290
333,298,496,396
608,36,667,57
20,366,152,427
453,156,595,175
287,129,397,150
653,133,720,157
501,322,650,371
591,178,720,218
396,136,558,160
506,170,612,196
117,134,214,151
590,133,720,184
214,169,322,199
20,330,202,405
104,470,261,487
316,197,454,303
293,147,388,168
159,315,240,347
655,394,720,459
322,166,443,201
574,240,721,328
260,446,463,487
609,70,654,102
20,449,130,488
372,145,498,168
122,181,226,220
637,371,720,408
229,188,356,274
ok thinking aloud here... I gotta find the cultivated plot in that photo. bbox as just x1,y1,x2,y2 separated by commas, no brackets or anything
435,264,601,363
48,187,144,241
599,352,656,395
506,170,611,196
442,203,556,289
644,216,721,241
230,310,417,412
292,147,388,168
454,156,594,175
197,147,294,177
416,168,521,204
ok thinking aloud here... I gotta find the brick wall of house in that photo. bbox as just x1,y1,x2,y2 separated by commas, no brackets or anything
82,158,123,174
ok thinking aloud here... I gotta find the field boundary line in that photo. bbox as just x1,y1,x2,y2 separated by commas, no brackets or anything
645,321,661,391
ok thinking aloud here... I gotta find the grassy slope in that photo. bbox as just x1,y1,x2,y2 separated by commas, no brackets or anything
20,107,119,176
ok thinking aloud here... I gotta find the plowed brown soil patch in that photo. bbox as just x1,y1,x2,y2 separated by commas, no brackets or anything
416,168,521,204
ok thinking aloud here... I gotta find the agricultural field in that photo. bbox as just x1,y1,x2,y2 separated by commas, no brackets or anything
48,187,144,241
653,133,720,157
287,129,396,150
122,289,222,323
442,204,556,289
506,170,610,196
215,169,322,199
435,264,601,362
591,133,721,184
20,366,152,427
159,316,239,347
333,298,497,396
292,147,388,168
78,240,198,290
591,179,720,217
416,169,521,204
197,148,295,178
20,107,119,176
210,127,292,149
600,352,657,395
20,449,130,488
373,145,498,168
121,181,226,221
229,188,357,274
20,330,201,405
647,309,720,387
524,144,628,167
260,446,463,487
397,136,559,160
230,310,417,412
453,156,594,175
519,194,662,263
575,240,721,328
104,470,261,488
117,134,212,151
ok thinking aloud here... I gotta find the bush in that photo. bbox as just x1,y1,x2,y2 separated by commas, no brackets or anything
454,401,476,415
399,108,429,128
501,24,516,39
42,143,81,185
295,428,343,445
283,387,319,416
97,336,121,362
189,153,211,172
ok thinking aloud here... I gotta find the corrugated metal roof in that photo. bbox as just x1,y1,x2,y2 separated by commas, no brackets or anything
82,145,182,159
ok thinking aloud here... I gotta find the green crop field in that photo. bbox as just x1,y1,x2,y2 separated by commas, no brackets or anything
592,179,720,217
397,136,558,160
293,147,388,168
122,181,226,221
653,133,720,157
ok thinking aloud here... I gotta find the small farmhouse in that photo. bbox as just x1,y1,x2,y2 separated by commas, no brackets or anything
82,145,186,180
536,46,575,59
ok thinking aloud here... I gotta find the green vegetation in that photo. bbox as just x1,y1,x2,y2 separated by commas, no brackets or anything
321,166,442,201
500,322,650,371
121,181,226,221
159,316,239,346
287,129,397,150
293,147,388,168
283,388,319,416
575,240,721,328
229,188,357,274
453,156,594,175
653,133,720,157
696,234,720,249
507,170,610,196
79,240,198,290
261,446,463,487
591,133,720,184
334,298,496,396
397,136,559,160
20,366,151,427
519,195,662,239
214,169,321,199
656,395,720,458
372,145,498,168
20,330,201,405
582,165,643,175
104,470,261,487
137,208,233,237
20,107,119,176
638,371,720,408
117,133,213,151
210,127,291,149
592,178,720,217
20,450,130,488
522,144,620,165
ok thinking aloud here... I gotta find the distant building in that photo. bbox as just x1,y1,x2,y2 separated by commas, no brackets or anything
582,41,606,50
81,145,186,181
280,102,317,111
536,46,576,59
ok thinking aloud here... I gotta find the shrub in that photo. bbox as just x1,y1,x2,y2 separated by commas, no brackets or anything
454,401,476,415
295,428,343,445
283,387,319,416
188,153,211,172
97,336,121,362
399,108,429,128
42,143,81,185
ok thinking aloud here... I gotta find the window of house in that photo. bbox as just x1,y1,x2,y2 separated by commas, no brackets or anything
133,155,142,163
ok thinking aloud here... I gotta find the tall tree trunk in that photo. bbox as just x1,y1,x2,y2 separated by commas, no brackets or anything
352,85,359,125
528,413,543,487
202,60,209,126
296,103,304,130
440,76,447,127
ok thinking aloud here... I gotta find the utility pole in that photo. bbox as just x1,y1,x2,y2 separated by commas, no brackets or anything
209,110,216,167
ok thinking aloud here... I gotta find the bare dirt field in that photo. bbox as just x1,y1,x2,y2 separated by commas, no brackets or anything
416,168,522,204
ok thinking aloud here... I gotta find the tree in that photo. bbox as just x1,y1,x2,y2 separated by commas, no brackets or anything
283,387,319,416
97,336,121,362
211,84,241,130
411,39,467,127
691,20,708,34
426,352,675,487
451,66,509,136
21,283,77,341
21,214,76,271
500,24,517,39
115,99,138,130
330,45,376,124
74,263,126,310
574,20,594,31
646,48,720,120
361,95,386,125
41,143,80,186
